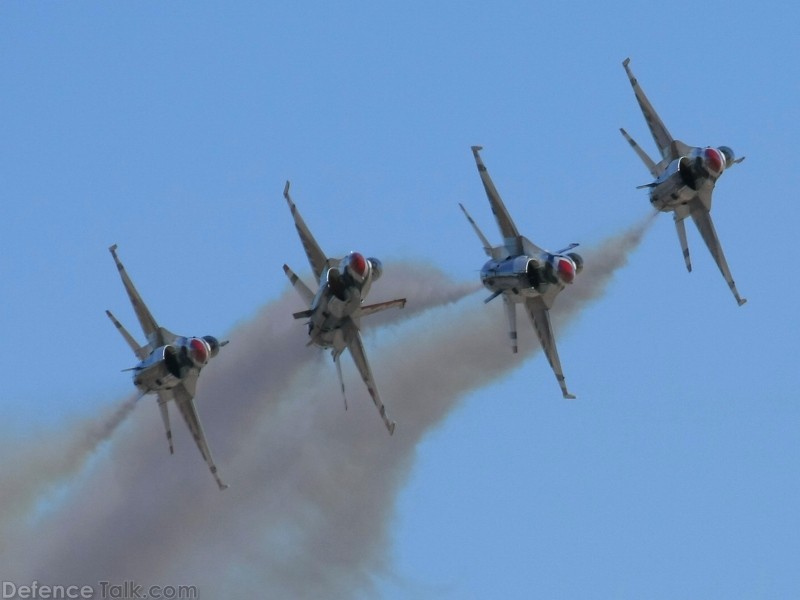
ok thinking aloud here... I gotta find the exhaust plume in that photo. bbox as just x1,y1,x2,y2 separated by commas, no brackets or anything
2,220,652,596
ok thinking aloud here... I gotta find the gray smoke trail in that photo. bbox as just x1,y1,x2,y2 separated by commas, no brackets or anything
0,394,137,549
0,262,475,576
5,219,652,596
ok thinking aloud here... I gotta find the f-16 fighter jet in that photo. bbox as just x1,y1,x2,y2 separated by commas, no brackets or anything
620,57,747,306
460,146,583,399
106,245,228,490
282,181,406,434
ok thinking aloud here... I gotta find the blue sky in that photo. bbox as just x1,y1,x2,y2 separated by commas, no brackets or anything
2,2,799,598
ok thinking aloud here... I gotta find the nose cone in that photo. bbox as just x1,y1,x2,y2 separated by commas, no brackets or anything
188,338,209,365
704,147,725,174
557,257,576,284
348,252,367,277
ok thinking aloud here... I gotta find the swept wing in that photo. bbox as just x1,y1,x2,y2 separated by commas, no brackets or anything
172,374,228,490
687,198,747,306
283,181,336,281
108,245,178,348
342,319,396,435
471,146,523,256
523,296,575,399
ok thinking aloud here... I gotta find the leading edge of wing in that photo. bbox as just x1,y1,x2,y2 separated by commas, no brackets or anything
283,181,330,282
687,199,747,306
108,244,166,347
343,320,396,435
522,296,576,399
470,146,522,255
172,381,229,490
622,58,676,162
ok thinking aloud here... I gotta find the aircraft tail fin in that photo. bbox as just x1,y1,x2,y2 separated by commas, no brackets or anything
105,310,149,360
283,264,315,305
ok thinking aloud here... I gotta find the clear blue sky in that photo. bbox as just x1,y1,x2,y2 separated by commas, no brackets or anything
2,2,799,598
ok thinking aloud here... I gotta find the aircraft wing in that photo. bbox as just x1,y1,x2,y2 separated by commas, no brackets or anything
357,298,407,319
283,181,332,281
522,296,575,399
471,146,522,256
172,376,228,490
688,198,747,306
622,58,676,163
343,319,396,435
109,245,177,347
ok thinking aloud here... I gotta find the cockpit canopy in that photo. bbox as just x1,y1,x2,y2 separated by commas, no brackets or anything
368,257,383,280
202,335,221,359
718,146,737,168
566,252,584,275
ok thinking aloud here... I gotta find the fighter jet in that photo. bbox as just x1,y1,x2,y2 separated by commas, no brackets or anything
460,146,583,399
620,57,747,306
105,244,228,490
281,181,406,434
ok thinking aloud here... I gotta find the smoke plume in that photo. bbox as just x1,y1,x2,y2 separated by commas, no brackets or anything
0,220,652,597
0,394,137,550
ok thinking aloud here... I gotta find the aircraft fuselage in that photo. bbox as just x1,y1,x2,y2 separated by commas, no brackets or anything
305,256,378,352
648,146,726,211
131,336,216,395
480,251,580,299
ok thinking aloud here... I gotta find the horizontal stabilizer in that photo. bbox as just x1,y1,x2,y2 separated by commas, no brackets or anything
358,298,407,318
283,264,315,304
106,310,149,360
620,127,660,177
458,203,493,257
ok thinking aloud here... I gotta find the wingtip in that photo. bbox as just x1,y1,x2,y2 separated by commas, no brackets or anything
388,421,396,436
564,392,577,400
218,482,229,491
283,180,291,198
622,57,631,67
737,297,748,307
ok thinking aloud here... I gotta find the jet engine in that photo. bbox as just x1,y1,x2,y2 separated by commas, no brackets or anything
480,255,541,291
132,345,183,392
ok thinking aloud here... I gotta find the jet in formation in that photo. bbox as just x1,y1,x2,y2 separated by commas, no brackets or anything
282,181,406,434
620,57,747,306
460,146,583,399
106,245,229,490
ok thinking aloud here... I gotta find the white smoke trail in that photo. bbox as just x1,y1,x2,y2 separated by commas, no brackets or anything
2,219,652,596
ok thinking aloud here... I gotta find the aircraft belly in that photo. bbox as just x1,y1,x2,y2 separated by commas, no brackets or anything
650,175,693,211
132,359,181,393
